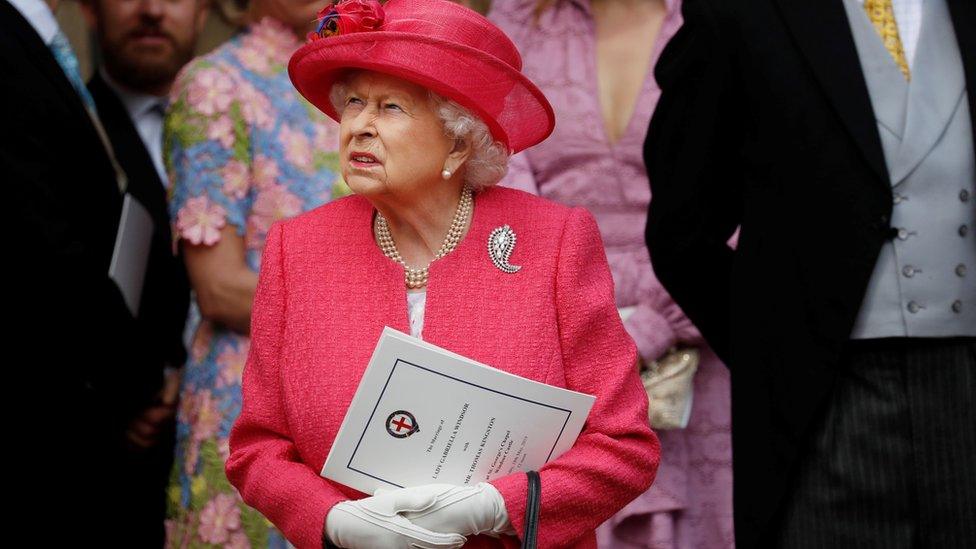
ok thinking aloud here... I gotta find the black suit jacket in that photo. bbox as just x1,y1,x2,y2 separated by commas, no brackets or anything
644,0,976,547
87,72,190,376
1,1,186,534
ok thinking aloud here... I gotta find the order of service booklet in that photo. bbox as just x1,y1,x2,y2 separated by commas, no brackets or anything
321,327,596,495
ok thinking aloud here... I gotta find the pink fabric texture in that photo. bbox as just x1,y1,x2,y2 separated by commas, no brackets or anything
225,186,660,549
489,1,734,547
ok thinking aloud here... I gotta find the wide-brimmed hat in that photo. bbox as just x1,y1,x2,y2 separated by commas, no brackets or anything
288,0,555,153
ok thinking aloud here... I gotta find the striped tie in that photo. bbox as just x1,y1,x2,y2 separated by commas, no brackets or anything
863,0,911,80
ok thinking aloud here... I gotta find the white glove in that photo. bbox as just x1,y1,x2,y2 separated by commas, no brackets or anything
397,483,515,537
325,489,467,549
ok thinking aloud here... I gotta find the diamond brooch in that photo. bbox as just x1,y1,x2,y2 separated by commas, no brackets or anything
488,225,521,274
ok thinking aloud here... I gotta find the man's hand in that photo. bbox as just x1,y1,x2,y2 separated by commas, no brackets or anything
125,367,181,450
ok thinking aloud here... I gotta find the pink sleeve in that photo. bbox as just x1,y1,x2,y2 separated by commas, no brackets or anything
490,208,661,548
625,272,703,362
498,152,539,195
225,222,347,549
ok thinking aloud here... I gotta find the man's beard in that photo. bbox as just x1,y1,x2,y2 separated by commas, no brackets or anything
100,28,195,92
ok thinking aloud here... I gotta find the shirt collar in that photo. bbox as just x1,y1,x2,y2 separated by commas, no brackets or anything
99,66,168,120
6,0,59,45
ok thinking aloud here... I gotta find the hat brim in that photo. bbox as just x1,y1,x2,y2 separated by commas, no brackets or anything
289,32,555,153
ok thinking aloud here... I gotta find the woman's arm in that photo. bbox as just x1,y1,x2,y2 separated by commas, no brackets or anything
490,208,660,548
225,222,350,549
624,269,703,363
183,225,258,334
165,60,265,335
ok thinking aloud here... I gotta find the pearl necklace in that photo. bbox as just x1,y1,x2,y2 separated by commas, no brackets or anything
375,186,474,289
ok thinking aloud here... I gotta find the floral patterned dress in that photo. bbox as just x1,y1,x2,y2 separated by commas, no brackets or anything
163,17,346,548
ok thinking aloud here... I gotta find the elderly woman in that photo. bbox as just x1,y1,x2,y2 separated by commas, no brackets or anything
225,0,659,548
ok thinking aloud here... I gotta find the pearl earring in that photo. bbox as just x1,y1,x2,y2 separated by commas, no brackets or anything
441,169,452,180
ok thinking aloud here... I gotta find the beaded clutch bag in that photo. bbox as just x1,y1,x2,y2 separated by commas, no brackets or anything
640,348,699,430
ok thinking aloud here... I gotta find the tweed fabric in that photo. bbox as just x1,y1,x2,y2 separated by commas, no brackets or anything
225,186,660,548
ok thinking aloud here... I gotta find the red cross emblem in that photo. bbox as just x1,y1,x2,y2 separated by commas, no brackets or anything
385,410,419,438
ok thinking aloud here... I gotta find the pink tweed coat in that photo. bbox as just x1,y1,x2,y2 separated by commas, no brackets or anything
225,186,660,549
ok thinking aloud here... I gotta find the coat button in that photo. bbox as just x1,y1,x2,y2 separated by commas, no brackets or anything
951,300,963,313
961,225,970,237
897,228,910,240
957,264,967,277
894,193,905,204
961,189,971,202
907,301,922,314
902,265,917,278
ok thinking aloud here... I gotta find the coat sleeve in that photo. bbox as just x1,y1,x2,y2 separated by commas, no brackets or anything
490,208,661,548
225,222,348,549
645,0,742,364
624,282,702,363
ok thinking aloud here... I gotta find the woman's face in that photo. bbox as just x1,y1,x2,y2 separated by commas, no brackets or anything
337,71,455,200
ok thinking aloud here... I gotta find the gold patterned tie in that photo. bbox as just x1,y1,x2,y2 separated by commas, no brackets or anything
863,0,911,80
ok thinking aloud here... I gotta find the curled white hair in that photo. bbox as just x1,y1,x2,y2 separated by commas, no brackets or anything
329,78,510,190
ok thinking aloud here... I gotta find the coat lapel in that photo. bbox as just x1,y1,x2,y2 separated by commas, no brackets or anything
773,0,891,188
0,1,91,128
87,73,169,222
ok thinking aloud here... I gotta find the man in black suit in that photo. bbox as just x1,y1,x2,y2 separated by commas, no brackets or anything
80,0,206,543
1,0,194,542
645,0,975,547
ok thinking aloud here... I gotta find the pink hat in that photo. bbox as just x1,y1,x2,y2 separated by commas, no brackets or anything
288,0,555,153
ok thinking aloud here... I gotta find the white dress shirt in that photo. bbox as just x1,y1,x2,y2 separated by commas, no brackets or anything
6,0,58,45
100,67,170,189
859,0,924,68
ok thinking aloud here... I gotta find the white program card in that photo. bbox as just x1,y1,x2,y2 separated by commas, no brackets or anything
108,193,153,317
322,327,596,494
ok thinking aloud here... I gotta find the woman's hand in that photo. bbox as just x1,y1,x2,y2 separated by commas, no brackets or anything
397,483,514,537
325,488,467,549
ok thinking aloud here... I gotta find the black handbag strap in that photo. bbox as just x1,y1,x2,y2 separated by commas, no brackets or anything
521,470,541,549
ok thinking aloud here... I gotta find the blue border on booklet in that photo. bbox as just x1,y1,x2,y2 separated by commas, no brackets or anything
345,358,574,488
